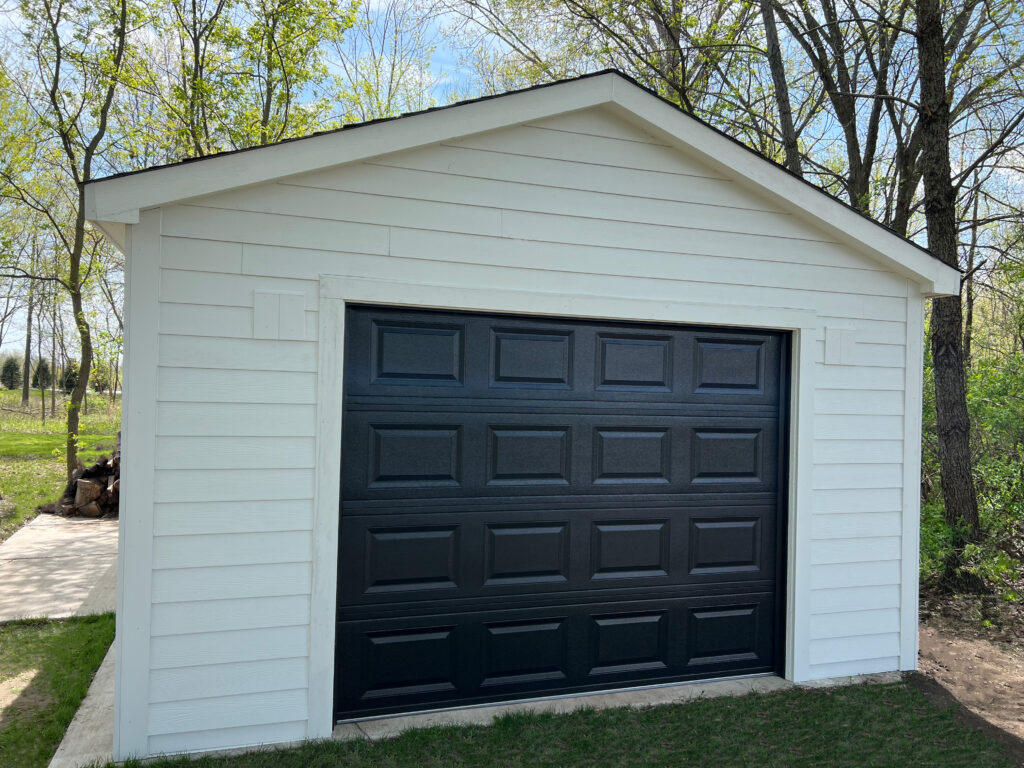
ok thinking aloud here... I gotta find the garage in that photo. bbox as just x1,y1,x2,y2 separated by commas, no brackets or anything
336,306,787,718
84,71,961,759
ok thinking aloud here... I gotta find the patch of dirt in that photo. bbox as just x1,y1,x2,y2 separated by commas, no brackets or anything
919,625,1024,741
0,667,42,711
907,672,1024,767
920,592,1024,653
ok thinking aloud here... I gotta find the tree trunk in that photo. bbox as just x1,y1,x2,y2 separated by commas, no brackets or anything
37,311,44,423
916,0,982,592
760,0,801,175
66,192,93,481
963,269,974,368
50,298,57,414
963,176,981,369
21,287,32,407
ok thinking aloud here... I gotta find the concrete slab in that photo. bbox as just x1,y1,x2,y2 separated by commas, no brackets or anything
334,671,903,744
48,646,115,768
797,670,903,689
0,515,118,621
339,675,797,742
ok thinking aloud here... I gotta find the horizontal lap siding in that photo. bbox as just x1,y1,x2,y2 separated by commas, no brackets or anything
153,235,321,750
143,106,913,752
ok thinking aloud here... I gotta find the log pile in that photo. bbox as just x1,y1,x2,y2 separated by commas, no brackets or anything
38,450,120,518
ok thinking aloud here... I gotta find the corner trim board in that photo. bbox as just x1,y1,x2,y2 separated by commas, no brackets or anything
900,286,925,668
114,209,160,760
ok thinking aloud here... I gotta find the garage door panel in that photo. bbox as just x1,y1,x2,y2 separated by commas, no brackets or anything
338,306,786,720
338,504,777,606
336,593,775,717
343,411,779,499
344,307,782,407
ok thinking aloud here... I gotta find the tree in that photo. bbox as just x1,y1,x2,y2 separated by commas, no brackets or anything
162,0,233,156
61,361,79,394
1,356,20,389
90,363,110,393
31,358,52,389
916,0,981,590
221,0,359,147
758,0,800,175
444,0,759,117
2,0,137,478
330,0,443,122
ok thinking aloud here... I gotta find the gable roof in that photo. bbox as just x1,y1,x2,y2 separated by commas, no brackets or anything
85,70,960,297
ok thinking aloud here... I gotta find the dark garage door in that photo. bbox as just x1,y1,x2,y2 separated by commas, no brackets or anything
336,306,788,720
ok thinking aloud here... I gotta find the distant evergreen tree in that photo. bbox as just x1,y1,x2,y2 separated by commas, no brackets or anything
31,359,52,389
1,357,21,390
61,362,79,394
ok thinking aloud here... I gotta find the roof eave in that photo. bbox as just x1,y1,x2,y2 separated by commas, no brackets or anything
603,78,961,298
86,70,960,297
84,72,620,227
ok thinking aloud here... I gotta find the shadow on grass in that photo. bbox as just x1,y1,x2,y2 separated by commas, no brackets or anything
0,614,115,768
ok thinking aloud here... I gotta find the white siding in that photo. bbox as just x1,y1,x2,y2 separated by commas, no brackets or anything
133,105,919,755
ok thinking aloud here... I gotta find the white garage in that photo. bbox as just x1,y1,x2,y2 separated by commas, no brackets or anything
84,70,960,759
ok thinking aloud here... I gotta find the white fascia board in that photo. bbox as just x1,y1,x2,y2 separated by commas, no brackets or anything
606,78,961,298
84,74,619,225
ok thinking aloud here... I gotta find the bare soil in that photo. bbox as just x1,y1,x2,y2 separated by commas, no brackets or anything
0,669,40,712
919,626,1024,740
919,591,1024,751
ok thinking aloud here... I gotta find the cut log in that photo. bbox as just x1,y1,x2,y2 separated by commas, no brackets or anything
75,479,104,507
77,501,103,518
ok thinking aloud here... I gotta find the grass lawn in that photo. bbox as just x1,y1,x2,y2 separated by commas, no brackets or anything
0,388,120,544
0,614,115,768
115,681,1016,768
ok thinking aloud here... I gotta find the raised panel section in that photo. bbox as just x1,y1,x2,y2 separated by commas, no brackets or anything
371,320,463,385
590,612,668,675
361,627,458,700
488,427,570,485
491,329,573,387
364,527,458,594
597,334,671,390
594,427,670,484
687,604,760,666
592,520,669,580
482,619,568,687
369,425,460,487
690,518,760,574
691,429,762,483
695,339,764,393
485,524,569,585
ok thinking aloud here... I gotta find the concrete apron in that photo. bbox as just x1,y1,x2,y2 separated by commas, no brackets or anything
334,671,903,742
48,668,902,767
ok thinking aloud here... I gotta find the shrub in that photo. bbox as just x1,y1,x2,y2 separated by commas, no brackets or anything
90,365,110,393
0,356,20,389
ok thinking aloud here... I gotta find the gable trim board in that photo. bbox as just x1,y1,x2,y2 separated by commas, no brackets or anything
90,73,956,760
86,71,958,297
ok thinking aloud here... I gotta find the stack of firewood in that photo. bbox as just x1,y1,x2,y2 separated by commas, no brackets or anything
38,450,120,518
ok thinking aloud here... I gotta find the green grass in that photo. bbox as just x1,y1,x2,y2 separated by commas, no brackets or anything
0,614,115,768
114,682,1015,768
0,388,120,543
